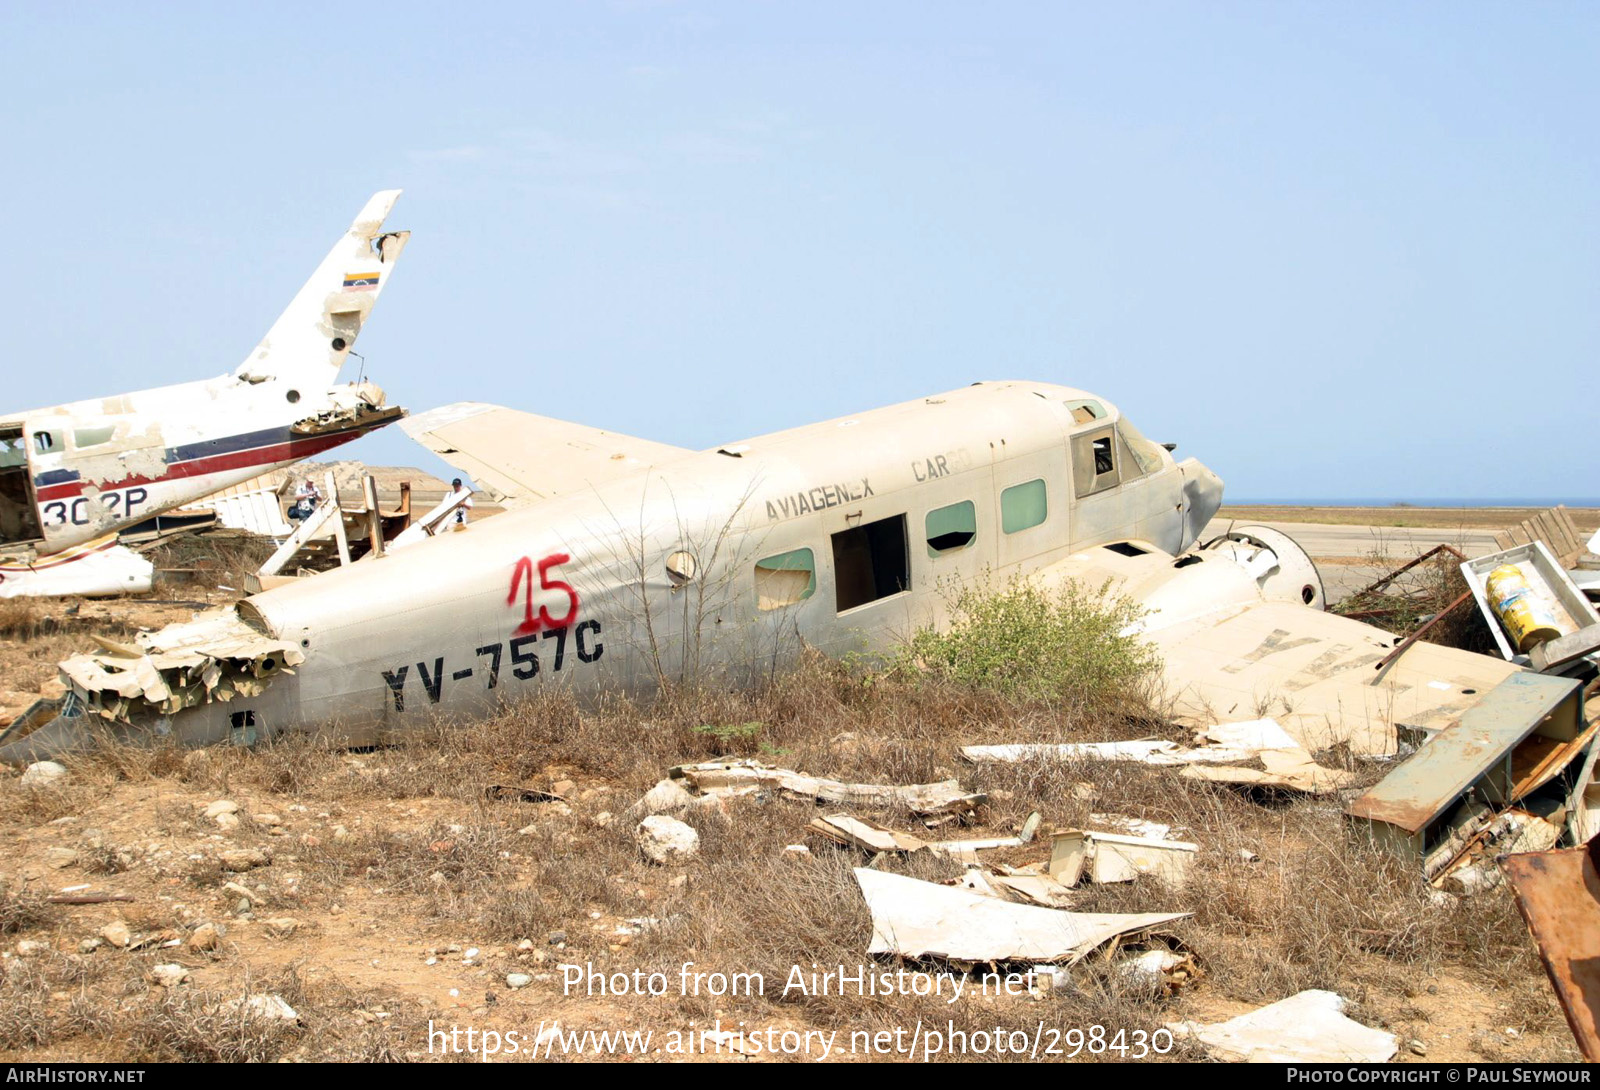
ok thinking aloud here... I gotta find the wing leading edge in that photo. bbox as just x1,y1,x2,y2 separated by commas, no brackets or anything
400,402,692,508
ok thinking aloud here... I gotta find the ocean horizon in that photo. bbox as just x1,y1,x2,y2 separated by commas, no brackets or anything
1225,498,1599,508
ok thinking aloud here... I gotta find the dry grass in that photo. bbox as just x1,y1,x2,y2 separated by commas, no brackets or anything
0,624,1578,1061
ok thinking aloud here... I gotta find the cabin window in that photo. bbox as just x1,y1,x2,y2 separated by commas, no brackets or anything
73,426,116,449
1001,479,1048,534
32,431,54,454
832,514,909,612
665,550,697,586
925,500,977,556
755,548,816,610
1071,427,1121,498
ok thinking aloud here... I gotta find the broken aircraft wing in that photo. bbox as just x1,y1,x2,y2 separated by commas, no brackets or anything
1035,543,1521,757
400,402,692,508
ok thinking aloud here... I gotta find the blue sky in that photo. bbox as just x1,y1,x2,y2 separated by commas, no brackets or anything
1,3,1594,500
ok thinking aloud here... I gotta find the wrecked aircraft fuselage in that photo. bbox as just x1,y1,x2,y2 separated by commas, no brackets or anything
0,192,412,598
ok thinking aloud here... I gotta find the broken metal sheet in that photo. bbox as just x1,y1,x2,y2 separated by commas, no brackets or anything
55,608,303,720
1048,829,1198,886
1179,748,1359,794
1347,672,1588,859
400,402,693,510
853,868,1188,965
809,815,928,853
0,537,152,599
1502,836,1600,1061
673,758,985,816
1165,989,1398,1063
809,813,1039,857
1034,545,1521,757
962,719,1354,795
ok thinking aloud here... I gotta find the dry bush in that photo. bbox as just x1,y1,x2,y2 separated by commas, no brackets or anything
0,880,58,935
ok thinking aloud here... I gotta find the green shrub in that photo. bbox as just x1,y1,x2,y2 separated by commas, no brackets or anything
892,574,1161,707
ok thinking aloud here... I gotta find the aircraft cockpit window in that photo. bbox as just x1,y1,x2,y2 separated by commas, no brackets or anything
832,515,910,612
1063,398,1106,425
1115,419,1167,477
755,548,816,611
32,432,55,454
1001,479,1048,533
925,500,977,556
1071,428,1120,498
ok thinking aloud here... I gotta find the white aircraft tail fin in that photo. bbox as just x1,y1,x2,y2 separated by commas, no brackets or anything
234,190,410,390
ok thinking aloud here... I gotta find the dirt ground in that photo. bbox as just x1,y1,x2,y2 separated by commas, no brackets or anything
0,512,1590,1063
1217,505,1600,534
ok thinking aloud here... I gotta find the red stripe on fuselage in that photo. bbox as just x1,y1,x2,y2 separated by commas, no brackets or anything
33,428,375,502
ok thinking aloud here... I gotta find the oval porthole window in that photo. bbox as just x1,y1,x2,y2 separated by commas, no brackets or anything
666,550,697,586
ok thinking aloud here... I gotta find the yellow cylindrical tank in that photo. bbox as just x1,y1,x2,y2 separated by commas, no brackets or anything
1485,564,1563,652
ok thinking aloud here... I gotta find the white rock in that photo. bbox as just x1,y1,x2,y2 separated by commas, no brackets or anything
203,800,240,819
99,921,132,948
635,815,699,864
20,761,68,787
15,939,49,957
214,812,240,831
44,847,77,869
628,779,695,819
150,964,190,988
231,994,298,1022
506,972,533,989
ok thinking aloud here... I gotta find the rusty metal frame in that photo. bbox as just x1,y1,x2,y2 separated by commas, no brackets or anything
1503,835,1600,1061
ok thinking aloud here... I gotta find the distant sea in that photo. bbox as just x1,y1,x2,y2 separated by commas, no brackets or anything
1227,498,1600,508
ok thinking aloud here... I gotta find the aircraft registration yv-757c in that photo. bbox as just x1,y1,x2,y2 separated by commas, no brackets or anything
0,192,412,598
2,379,1533,769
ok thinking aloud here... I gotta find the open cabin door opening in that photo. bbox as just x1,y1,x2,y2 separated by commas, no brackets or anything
0,425,44,546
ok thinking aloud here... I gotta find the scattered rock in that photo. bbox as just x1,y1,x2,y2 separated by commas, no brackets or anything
552,779,576,797
1409,1040,1428,1057
262,917,301,937
187,923,220,952
594,811,614,828
78,938,103,954
44,847,77,869
506,973,533,990
635,815,699,865
100,921,132,948
627,778,695,819
150,964,190,988
221,881,260,905
230,994,298,1022
15,939,49,957
20,761,68,788
219,848,271,871
1237,848,1261,863
215,812,240,832
203,800,240,819
253,813,281,827
548,931,567,946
